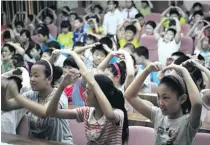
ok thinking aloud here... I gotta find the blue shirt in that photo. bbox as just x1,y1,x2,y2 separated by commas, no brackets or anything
72,25,88,43
41,35,64,52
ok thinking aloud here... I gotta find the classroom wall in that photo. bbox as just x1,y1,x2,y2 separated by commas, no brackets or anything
57,1,78,9
183,1,210,10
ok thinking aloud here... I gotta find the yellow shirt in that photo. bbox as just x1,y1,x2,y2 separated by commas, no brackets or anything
162,16,186,28
119,38,139,48
57,32,73,48
88,27,104,35
139,7,152,16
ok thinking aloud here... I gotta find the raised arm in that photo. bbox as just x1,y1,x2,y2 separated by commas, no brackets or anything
117,19,128,39
133,19,142,41
97,51,117,71
175,6,186,18
73,42,99,54
124,62,163,119
154,18,167,41
187,20,202,37
161,6,174,17
147,0,153,9
162,64,202,129
12,14,17,30
48,8,57,24
6,42,25,55
173,17,181,44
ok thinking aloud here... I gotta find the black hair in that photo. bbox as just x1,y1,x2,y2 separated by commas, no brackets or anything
99,37,113,49
160,75,191,114
197,54,205,61
94,74,129,144
146,21,156,29
74,17,83,23
86,15,100,24
25,43,42,59
60,21,71,31
107,1,119,8
20,29,31,39
69,12,78,18
63,56,79,69
43,12,54,21
63,6,71,12
135,12,144,19
204,17,210,26
72,41,85,50
169,8,180,17
11,54,25,68
192,2,203,9
7,76,22,93
134,46,149,59
85,34,97,44
171,51,185,57
166,28,177,36
193,10,204,17
47,41,61,50
28,14,34,22
15,21,24,28
34,60,63,87
37,24,49,37
169,19,176,27
91,44,108,56
107,61,126,85
93,4,104,14
125,25,137,35
174,55,190,65
2,44,16,54
141,0,149,6
124,43,135,53
3,31,11,40
43,49,54,56
130,54,136,66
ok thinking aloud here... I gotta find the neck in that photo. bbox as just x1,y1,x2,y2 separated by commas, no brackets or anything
111,8,116,13
142,60,151,67
168,109,183,119
38,86,53,99
94,105,104,120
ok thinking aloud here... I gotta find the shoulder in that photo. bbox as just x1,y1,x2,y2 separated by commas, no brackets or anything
22,90,37,100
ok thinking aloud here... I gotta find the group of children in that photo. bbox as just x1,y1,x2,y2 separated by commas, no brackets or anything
1,0,210,145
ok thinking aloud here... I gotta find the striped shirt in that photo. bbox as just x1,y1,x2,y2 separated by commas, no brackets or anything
75,107,124,145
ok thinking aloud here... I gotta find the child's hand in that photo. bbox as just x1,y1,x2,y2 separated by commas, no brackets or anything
102,44,112,53
146,62,163,73
82,71,95,85
52,49,61,56
161,64,186,76
182,59,204,71
61,69,80,88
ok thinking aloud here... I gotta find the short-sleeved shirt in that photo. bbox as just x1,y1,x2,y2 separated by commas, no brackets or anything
22,89,73,143
41,35,64,52
75,107,124,145
139,7,152,16
162,17,186,28
119,38,139,48
151,106,201,145
88,27,104,35
57,32,73,48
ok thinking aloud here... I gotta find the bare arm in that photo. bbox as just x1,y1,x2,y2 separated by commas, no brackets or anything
147,0,153,9
174,17,181,44
97,51,116,71
175,6,186,18
133,19,142,41
154,19,167,41
12,14,17,30
117,20,128,39
161,6,173,17
187,20,202,37
73,43,98,54
6,42,25,55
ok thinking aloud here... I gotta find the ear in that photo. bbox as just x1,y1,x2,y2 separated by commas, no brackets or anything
179,94,187,104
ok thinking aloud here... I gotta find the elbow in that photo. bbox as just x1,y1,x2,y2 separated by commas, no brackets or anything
105,112,116,122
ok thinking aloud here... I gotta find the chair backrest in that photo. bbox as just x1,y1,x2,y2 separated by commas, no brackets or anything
68,119,87,145
181,24,190,36
31,35,41,44
128,126,155,145
151,82,158,93
16,114,29,137
193,133,210,145
180,36,194,55
140,35,158,61
144,13,161,23
203,4,210,12
48,24,58,38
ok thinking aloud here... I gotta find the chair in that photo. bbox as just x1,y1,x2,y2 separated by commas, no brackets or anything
180,36,194,55
203,4,210,13
128,126,155,145
69,119,87,145
144,13,161,23
181,24,190,36
16,114,29,137
31,35,41,45
193,133,210,145
48,24,58,38
140,35,158,61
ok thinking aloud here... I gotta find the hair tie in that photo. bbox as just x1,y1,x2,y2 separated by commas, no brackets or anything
43,59,53,78
113,63,121,76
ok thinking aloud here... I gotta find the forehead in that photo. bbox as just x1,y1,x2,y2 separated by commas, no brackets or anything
31,64,45,73
93,50,105,55
166,30,175,35
2,46,9,51
158,83,175,95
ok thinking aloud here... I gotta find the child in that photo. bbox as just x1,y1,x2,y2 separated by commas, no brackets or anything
57,21,73,48
45,50,129,145
86,15,104,36
73,17,88,43
188,2,203,24
142,20,156,37
122,0,139,20
37,7,57,25
24,43,42,63
135,13,145,27
154,17,181,65
125,62,202,145
20,29,34,51
138,0,153,16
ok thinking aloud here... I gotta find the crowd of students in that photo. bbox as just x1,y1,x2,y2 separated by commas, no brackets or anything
1,0,210,145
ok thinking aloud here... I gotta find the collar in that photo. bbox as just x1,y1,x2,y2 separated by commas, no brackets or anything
88,107,106,125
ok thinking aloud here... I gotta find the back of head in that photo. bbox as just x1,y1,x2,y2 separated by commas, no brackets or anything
47,41,61,50
134,46,149,59
193,10,204,17
135,12,144,19
91,43,108,56
11,54,25,68
99,37,113,49
146,21,156,29
72,41,85,50
61,21,71,30
15,21,24,28
3,31,11,40
37,24,49,37
94,74,128,144
174,55,190,65
169,8,180,17
192,2,203,10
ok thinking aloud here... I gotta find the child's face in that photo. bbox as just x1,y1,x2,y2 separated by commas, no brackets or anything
194,6,202,12
93,7,100,14
44,16,52,25
170,14,179,20
145,24,154,35
194,14,203,22
30,48,40,59
158,84,184,116
70,14,77,21
164,30,175,43
125,0,133,9
107,1,115,11
16,25,23,33
133,53,143,65
93,50,106,66
137,17,145,27
41,52,51,60
20,33,28,44
2,46,13,61
62,27,69,33
125,30,135,41
74,20,83,29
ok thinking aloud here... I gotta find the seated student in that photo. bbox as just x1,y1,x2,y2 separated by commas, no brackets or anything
62,56,86,106
141,20,156,37
73,17,88,43
44,50,129,145
57,21,73,48
135,12,145,28
117,23,141,48
2,60,73,143
134,46,160,85
154,17,181,65
122,0,139,20
69,11,78,31
166,51,186,66
12,13,25,42
2,29,15,44
138,0,153,16
37,7,57,25
20,29,34,51
36,24,64,52
26,14,36,35
24,43,42,63
125,62,202,145
161,6,186,28
188,2,203,23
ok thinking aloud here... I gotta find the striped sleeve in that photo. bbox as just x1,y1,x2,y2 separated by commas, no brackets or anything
114,109,124,127
75,107,89,123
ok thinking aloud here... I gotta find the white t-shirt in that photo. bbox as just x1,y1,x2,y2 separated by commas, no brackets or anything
158,37,181,65
122,7,139,20
201,92,210,123
54,54,67,67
